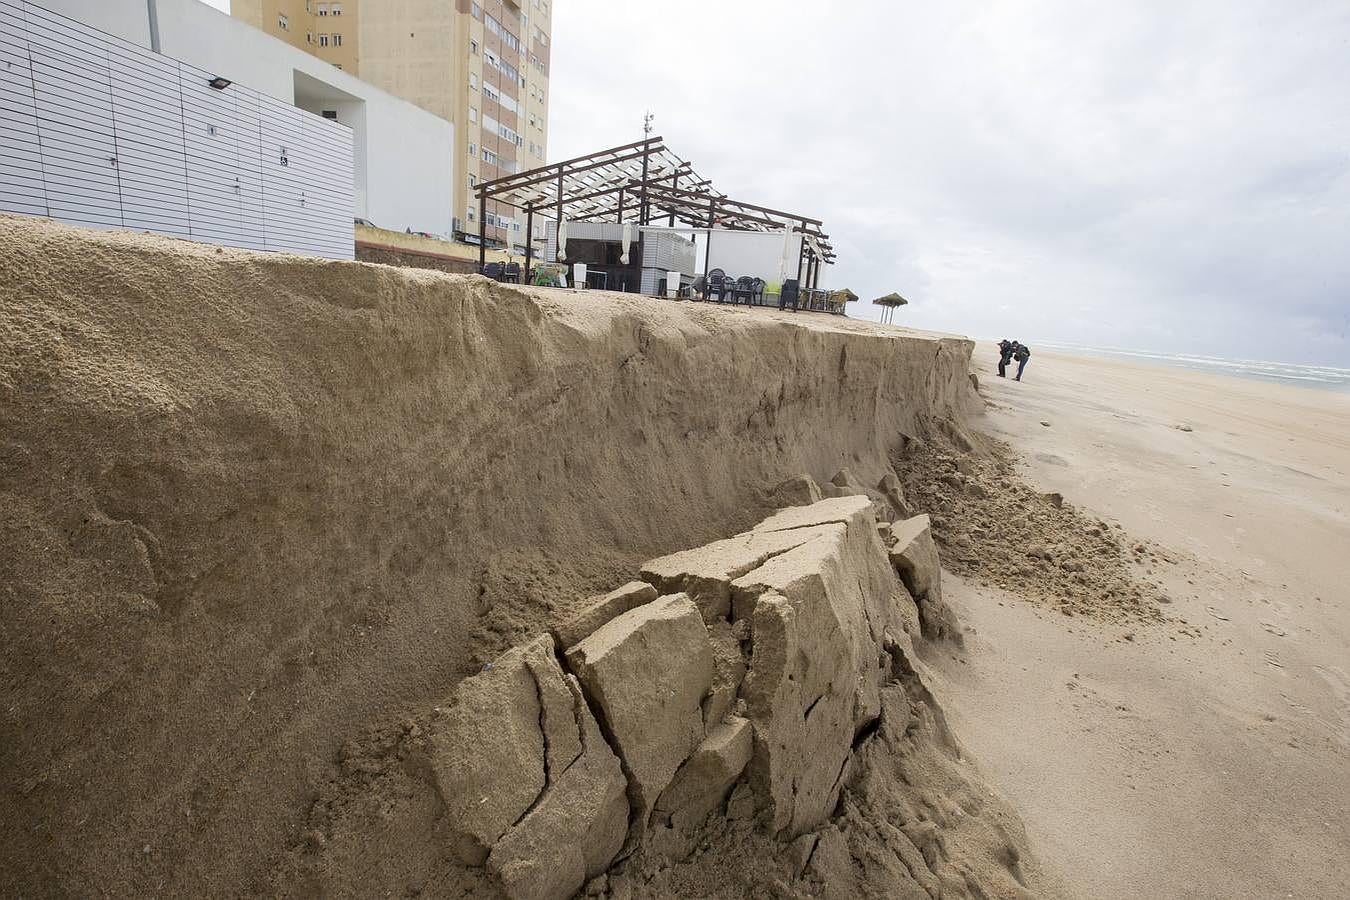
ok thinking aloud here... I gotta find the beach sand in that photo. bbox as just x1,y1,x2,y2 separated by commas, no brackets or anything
927,349,1350,898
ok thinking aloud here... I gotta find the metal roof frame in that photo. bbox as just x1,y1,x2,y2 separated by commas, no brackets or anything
475,137,834,249
473,137,836,291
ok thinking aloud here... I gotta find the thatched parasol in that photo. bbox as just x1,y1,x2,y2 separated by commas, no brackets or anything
871,292,909,307
872,291,909,324
832,287,859,303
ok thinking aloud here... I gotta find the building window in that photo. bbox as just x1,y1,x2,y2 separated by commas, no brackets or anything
318,3,328,15
469,174,477,188
470,38,478,54
468,106,478,123
318,33,329,46
468,143,476,156
332,33,342,46
468,206,475,222
469,72,478,90
278,13,289,29
471,2,481,19
332,2,342,14
306,31,312,43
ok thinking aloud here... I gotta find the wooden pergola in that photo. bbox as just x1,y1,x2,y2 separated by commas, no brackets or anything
473,137,836,289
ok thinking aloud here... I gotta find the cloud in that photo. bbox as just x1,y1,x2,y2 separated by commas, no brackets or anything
548,0,1350,364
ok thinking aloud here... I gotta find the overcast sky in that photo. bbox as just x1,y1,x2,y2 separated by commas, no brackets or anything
547,0,1349,365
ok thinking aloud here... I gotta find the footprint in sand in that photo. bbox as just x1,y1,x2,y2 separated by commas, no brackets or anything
1034,452,1069,467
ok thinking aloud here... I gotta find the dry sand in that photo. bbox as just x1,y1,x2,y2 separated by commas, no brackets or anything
926,349,1350,898
6,213,1347,897
0,216,984,897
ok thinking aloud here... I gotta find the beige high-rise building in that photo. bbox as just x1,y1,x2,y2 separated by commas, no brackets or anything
232,0,553,251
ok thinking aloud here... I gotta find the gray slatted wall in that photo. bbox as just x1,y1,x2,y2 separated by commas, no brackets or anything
0,0,354,259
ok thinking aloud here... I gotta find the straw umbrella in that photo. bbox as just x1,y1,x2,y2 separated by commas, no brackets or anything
872,292,909,324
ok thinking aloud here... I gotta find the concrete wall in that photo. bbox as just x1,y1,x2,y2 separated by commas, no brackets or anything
29,0,453,236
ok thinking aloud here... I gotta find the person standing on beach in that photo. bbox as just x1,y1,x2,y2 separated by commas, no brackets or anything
1014,343,1031,381
998,339,1015,377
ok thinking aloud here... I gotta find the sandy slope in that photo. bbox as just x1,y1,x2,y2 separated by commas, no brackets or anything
929,350,1350,898
0,216,980,897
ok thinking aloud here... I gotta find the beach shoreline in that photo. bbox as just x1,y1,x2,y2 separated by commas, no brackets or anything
929,346,1350,898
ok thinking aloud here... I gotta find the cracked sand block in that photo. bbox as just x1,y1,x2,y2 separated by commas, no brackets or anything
733,498,902,836
701,620,747,730
654,715,753,835
487,675,629,900
751,493,875,534
888,514,962,643
552,581,658,649
565,593,714,819
767,473,823,507
877,471,914,520
889,514,940,599
430,635,555,865
819,469,897,521
640,525,839,621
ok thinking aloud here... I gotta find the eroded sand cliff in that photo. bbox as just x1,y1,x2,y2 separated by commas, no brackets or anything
1,216,1031,897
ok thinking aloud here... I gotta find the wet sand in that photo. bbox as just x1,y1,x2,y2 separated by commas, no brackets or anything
929,349,1350,898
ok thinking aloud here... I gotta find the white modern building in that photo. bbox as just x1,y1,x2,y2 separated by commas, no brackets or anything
1,0,453,254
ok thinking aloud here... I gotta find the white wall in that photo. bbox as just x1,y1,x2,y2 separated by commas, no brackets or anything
2,0,358,258
707,230,803,285
28,0,453,236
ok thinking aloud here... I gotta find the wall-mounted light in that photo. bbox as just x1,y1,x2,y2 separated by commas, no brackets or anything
209,76,231,90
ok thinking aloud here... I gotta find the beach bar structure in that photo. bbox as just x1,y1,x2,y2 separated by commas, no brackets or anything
873,292,909,324
473,137,836,302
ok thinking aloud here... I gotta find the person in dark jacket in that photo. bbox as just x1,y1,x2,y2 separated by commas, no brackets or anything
1014,343,1031,381
997,339,1015,377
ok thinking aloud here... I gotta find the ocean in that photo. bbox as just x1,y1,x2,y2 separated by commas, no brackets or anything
1034,343,1350,392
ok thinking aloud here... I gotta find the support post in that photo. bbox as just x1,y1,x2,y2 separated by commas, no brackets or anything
702,197,716,300
554,168,564,266
638,139,651,225
617,187,625,223
525,207,533,284
478,190,486,271
668,172,678,226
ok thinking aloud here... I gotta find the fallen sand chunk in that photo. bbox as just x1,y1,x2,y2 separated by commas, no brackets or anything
751,493,873,534
430,636,553,865
877,471,915,519
640,526,838,621
822,469,897,521
566,594,713,819
767,473,823,507
701,621,747,729
732,499,903,836
889,515,941,599
488,675,629,900
552,581,658,649
432,633,622,875
889,514,962,643
654,715,753,835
